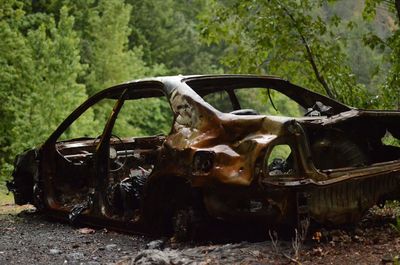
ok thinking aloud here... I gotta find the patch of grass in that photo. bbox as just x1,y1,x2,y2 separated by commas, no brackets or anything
0,184,34,217
391,215,400,234
0,204,30,216
0,184,13,205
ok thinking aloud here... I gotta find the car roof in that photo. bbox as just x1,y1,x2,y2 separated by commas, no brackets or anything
101,74,285,99
98,74,349,113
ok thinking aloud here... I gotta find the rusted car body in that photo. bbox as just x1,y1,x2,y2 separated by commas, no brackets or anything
8,75,400,236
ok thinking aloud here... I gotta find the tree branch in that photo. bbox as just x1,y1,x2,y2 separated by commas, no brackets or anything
279,3,336,99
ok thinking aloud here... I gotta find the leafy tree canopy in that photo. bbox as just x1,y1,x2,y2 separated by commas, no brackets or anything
199,0,399,108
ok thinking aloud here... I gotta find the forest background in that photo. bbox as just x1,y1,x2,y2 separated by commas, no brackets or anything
0,0,399,187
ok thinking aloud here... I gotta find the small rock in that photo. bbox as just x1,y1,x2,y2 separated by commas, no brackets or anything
331,235,340,242
373,237,381,244
199,258,212,265
146,240,165,250
354,228,363,236
49,249,62,255
382,253,395,263
66,252,84,261
251,250,261,257
329,229,343,237
352,235,363,243
78,227,96,234
134,250,172,265
105,244,117,251
341,234,351,243
312,247,323,257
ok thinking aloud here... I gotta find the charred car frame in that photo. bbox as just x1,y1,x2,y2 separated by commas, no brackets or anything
8,75,400,238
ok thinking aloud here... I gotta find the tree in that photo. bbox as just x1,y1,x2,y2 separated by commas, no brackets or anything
127,0,224,75
76,0,171,132
200,0,371,107
0,0,35,177
83,0,149,96
0,3,88,179
363,0,400,109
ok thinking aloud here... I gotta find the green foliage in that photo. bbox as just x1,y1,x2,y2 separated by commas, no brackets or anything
391,214,400,234
81,0,169,128
236,89,304,117
268,145,292,165
0,2,88,179
362,0,398,21
203,87,304,118
200,0,373,108
380,30,400,110
383,133,400,147
0,1,31,160
84,0,148,95
113,98,173,137
0,0,188,183
127,0,224,74
362,0,400,110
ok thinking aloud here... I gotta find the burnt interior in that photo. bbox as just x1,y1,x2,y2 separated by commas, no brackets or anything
54,136,164,216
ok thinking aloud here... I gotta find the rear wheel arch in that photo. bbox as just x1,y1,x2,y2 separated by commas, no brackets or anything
141,175,206,239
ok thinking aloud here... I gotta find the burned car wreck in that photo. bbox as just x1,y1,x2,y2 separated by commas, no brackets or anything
8,75,400,238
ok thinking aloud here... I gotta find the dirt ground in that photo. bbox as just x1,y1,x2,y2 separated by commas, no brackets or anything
1,202,400,265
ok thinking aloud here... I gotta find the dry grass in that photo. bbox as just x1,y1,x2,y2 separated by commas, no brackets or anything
0,184,34,216
0,185,13,205
0,204,34,216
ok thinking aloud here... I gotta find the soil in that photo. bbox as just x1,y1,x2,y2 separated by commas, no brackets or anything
1,203,400,265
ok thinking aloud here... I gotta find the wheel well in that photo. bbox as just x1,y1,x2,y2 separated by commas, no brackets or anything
309,129,369,170
141,175,204,235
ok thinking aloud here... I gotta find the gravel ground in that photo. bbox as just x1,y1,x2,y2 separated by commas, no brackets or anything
1,203,400,264
0,205,149,265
